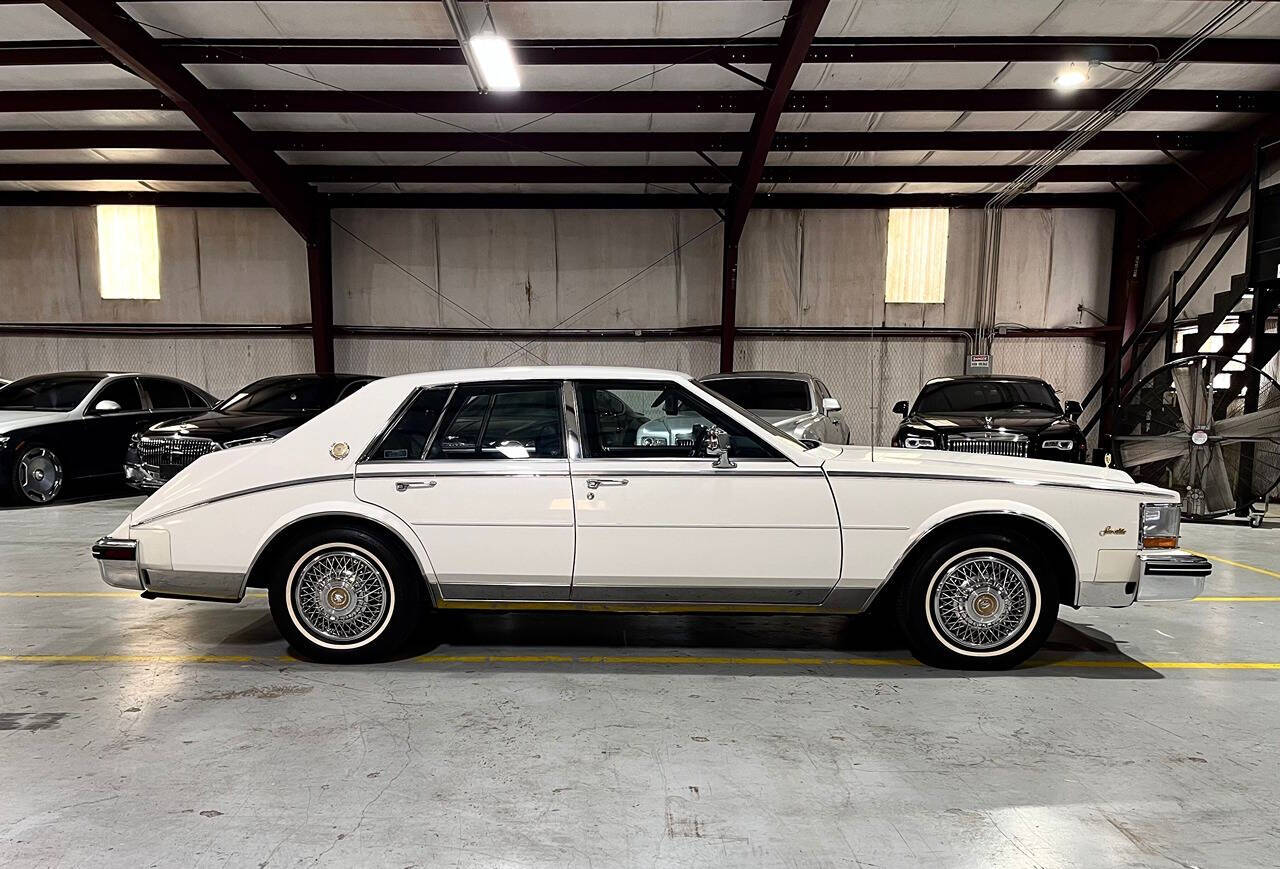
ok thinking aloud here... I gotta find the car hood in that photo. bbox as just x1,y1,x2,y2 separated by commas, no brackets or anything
0,409,69,434
143,410,306,442
754,409,814,428
906,410,1073,434
825,445,1169,495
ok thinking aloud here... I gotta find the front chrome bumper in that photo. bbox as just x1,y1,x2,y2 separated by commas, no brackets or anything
1137,552,1211,602
92,537,144,590
123,462,165,491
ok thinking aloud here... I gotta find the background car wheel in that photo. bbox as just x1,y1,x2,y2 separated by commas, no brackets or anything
896,531,1058,670
11,445,64,505
268,527,423,663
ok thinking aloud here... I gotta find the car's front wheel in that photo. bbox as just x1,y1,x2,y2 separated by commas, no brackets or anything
11,445,64,505
268,528,422,663
896,532,1058,670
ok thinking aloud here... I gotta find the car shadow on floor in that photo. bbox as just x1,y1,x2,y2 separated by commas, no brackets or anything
270,608,1159,679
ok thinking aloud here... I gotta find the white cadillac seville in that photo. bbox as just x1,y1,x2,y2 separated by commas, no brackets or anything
94,366,1209,669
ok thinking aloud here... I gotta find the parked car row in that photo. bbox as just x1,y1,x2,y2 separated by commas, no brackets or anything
0,367,1089,505
0,372,375,505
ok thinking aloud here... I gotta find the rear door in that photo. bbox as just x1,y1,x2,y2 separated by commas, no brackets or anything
355,381,576,601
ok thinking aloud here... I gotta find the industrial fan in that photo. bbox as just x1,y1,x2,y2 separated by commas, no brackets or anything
1113,353,1280,523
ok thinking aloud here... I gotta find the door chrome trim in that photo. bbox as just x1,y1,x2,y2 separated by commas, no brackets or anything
567,468,822,478
439,582,570,601
356,468,570,479
570,583,831,604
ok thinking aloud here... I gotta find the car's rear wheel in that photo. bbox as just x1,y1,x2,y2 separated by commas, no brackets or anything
268,528,422,663
896,532,1058,670
11,445,64,505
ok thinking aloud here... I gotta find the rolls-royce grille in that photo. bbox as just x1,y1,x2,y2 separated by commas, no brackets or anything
945,434,1029,458
137,436,222,478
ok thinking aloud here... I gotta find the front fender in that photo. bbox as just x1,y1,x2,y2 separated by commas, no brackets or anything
895,498,1078,597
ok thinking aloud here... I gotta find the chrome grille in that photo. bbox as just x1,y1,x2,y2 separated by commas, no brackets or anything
137,436,222,478
945,434,1029,458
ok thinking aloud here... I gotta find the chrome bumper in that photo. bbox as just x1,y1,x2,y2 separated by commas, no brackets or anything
92,537,144,590
1137,552,1211,602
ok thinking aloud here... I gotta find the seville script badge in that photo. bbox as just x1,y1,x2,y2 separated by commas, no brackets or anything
329,442,350,460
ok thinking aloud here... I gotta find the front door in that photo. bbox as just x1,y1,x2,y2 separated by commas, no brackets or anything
355,381,575,601
79,377,150,478
568,379,841,604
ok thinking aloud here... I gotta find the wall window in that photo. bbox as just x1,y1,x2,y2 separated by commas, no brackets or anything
884,208,949,304
96,204,160,300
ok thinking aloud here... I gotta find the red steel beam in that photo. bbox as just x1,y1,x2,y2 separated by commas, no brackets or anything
721,0,830,372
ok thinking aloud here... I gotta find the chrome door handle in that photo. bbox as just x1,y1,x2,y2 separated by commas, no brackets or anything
395,480,437,492
586,478,629,489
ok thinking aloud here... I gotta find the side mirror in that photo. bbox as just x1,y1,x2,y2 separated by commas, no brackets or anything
91,399,123,415
892,400,910,417
821,397,842,414
1064,400,1083,421
705,426,737,469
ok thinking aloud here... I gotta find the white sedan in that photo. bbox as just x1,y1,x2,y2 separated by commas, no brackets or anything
94,366,1208,669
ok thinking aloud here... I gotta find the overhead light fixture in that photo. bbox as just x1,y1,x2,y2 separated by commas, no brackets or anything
470,32,521,92
442,0,520,94
1053,62,1092,91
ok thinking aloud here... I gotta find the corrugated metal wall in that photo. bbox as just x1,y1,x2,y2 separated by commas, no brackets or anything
1,204,1112,440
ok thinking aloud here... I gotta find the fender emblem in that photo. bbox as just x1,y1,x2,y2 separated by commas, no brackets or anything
1099,526,1127,536
329,442,350,460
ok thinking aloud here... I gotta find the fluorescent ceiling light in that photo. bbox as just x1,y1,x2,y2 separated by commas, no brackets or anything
470,33,521,92
1053,62,1090,90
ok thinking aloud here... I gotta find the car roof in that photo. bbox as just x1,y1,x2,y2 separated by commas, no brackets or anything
700,371,814,381
378,365,690,390
923,375,1051,386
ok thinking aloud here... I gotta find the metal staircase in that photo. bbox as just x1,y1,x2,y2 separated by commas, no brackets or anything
1081,133,1280,516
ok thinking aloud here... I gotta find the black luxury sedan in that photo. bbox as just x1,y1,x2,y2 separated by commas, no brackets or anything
891,375,1087,463
125,373,378,490
0,372,215,504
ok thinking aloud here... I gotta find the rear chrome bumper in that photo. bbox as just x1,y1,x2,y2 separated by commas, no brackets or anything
1137,552,1211,602
93,537,144,590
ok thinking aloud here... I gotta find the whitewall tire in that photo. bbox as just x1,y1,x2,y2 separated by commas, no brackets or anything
896,532,1059,670
268,528,422,663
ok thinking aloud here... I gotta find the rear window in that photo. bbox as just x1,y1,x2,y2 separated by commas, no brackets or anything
703,378,810,413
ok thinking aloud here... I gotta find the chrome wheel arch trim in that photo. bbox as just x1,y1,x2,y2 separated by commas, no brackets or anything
859,507,1079,613
240,505,437,601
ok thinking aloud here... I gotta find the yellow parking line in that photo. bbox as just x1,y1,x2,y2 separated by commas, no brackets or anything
1183,549,1280,580
2,652,1279,671
1195,596,1280,602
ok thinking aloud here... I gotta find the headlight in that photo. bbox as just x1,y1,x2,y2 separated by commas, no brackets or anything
0,435,9,449
1140,502,1180,549
640,436,666,446
902,436,936,449
1041,439,1075,451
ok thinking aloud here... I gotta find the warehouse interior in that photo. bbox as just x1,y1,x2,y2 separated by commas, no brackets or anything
2,0,1280,865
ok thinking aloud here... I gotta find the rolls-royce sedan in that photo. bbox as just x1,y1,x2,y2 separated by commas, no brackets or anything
892,375,1087,463
93,366,1208,669
0,372,214,504
125,374,377,490
699,371,851,444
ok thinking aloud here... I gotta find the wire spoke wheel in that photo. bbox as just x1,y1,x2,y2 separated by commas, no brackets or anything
290,548,390,645
17,447,63,503
929,554,1033,652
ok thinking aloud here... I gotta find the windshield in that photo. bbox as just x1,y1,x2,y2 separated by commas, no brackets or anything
914,380,1062,414
0,375,102,411
704,377,811,412
216,378,344,414
692,385,808,449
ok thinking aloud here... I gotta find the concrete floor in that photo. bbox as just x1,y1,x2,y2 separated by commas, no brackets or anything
2,496,1280,868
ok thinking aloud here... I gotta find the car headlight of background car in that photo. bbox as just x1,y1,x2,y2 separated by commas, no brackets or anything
1140,502,1181,549
1040,439,1076,451
902,435,936,449
0,435,9,450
